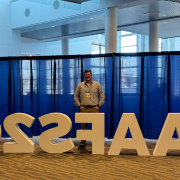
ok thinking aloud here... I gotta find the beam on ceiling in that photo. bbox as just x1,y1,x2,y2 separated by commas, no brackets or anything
38,13,180,42
13,9,106,33
91,0,101,4
11,0,81,11
163,0,180,3
64,0,90,4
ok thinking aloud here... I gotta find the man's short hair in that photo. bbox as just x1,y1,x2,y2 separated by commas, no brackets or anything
84,69,92,75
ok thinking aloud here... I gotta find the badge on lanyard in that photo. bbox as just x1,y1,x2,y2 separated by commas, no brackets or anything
85,82,92,98
86,92,90,98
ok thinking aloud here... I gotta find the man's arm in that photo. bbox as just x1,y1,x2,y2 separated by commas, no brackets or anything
74,84,81,107
98,84,105,106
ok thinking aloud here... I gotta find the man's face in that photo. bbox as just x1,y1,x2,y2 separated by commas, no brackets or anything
85,72,92,81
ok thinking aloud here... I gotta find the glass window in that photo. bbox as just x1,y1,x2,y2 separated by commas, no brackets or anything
46,60,56,94
119,31,137,53
100,45,105,54
120,57,140,94
121,35,137,47
91,44,100,54
70,34,105,55
159,38,162,52
121,46,137,53
121,31,133,35
161,36,180,52
22,60,37,95
91,43,105,54
90,57,105,91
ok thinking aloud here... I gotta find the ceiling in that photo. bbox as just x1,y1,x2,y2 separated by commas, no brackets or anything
17,0,180,41
63,0,91,3
21,17,105,40
122,17,180,39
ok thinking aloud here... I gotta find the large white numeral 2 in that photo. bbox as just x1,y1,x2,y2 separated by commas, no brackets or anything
3,113,35,153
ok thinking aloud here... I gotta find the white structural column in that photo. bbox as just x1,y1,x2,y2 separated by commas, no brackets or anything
149,21,159,52
105,7,117,53
0,0,21,56
0,0,12,56
12,30,21,56
62,37,69,55
0,0,21,57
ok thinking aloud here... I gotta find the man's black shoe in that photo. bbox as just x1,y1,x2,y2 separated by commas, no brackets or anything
78,144,85,150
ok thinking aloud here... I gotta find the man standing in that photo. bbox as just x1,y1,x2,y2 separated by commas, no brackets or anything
74,70,105,150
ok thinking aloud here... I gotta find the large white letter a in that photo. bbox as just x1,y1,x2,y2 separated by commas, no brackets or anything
108,113,150,156
153,113,180,156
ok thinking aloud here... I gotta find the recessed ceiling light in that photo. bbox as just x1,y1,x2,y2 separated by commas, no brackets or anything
163,15,166,16
90,18,93,19
43,36,45,38
52,26,55,27
76,31,78,32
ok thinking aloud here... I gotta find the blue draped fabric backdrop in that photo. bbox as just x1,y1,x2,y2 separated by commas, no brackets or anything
113,55,142,138
143,55,168,139
0,53,180,139
0,61,9,137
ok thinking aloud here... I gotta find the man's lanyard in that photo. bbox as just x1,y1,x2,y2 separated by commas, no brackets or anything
84,82,93,93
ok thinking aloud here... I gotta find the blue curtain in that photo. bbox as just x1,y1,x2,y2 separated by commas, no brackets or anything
0,53,180,139
113,55,142,138
143,55,168,139
0,60,9,137
170,55,180,113
112,54,169,139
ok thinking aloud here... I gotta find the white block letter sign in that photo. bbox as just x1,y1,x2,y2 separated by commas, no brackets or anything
39,113,74,153
108,113,150,156
153,113,180,156
3,113,35,153
75,113,104,155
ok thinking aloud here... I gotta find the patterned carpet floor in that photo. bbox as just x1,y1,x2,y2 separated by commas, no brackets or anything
0,137,180,180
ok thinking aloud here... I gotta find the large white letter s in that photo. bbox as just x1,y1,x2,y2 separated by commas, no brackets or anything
39,113,74,153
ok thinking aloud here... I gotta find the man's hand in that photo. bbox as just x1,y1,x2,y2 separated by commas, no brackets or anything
80,106,86,110
93,105,100,110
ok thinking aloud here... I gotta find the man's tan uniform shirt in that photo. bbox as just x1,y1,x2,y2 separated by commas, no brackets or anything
74,80,105,107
